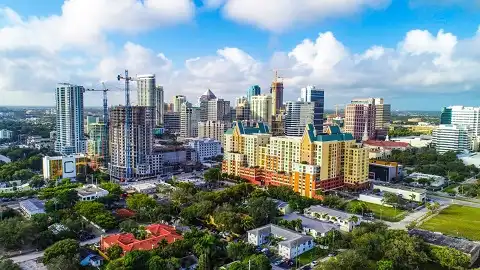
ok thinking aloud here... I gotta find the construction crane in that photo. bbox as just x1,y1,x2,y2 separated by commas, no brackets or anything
84,83,110,167
334,104,345,117
117,70,134,181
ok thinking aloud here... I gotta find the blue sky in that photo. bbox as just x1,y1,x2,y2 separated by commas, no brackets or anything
1,0,480,110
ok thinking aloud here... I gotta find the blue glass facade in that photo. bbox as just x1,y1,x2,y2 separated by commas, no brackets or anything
247,85,261,104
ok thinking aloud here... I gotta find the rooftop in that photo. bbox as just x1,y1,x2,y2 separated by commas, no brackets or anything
75,185,109,197
373,183,426,194
305,205,359,220
101,224,182,253
283,213,339,234
248,224,314,248
409,229,480,259
19,198,45,213
305,124,354,143
364,140,410,148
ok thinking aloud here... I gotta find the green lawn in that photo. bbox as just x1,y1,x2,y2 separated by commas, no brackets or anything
362,202,407,222
420,204,480,241
296,247,327,266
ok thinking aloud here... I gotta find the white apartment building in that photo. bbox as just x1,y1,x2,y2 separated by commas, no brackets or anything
55,83,86,155
304,205,362,232
188,138,222,162
251,95,272,126
433,124,474,153
247,224,315,259
0,129,13,139
137,74,164,126
198,120,231,143
180,103,201,138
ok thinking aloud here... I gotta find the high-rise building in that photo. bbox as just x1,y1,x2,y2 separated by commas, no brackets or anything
440,106,480,136
180,102,201,137
251,95,272,126
197,89,230,122
236,100,250,121
270,80,284,115
300,85,324,132
373,98,391,140
164,112,180,134
165,103,174,113
247,85,261,104
236,96,248,106
285,102,316,137
155,86,164,126
85,116,101,134
109,106,154,180
271,114,285,136
433,124,475,153
223,123,369,197
55,83,86,155
344,98,377,141
198,120,231,143
173,95,187,113
87,122,106,159
136,75,164,126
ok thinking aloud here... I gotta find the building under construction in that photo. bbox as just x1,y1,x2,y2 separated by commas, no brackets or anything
109,106,154,180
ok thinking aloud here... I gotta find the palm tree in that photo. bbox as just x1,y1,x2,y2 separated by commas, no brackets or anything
349,215,359,224
409,194,415,201
322,213,329,220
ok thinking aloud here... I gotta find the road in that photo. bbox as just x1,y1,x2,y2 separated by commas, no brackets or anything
428,193,480,208
384,206,429,230
10,236,103,263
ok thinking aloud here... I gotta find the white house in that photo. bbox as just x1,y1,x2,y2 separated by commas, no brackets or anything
75,184,109,201
131,183,157,194
283,213,339,237
247,224,315,259
272,199,292,215
304,205,362,232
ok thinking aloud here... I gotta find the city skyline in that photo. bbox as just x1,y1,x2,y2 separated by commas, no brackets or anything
0,1,480,109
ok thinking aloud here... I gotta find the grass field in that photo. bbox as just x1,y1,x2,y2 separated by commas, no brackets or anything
362,202,407,222
296,247,327,266
420,204,480,241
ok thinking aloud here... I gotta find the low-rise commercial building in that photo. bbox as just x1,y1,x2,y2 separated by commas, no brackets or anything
283,213,339,237
369,160,403,182
19,198,45,218
130,183,157,194
408,172,446,188
42,154,88,180
188,138,222,162
75,184,109,201
390,135,432,148
358,193,392,207
304,205,362,232
373,184,426,203
247,224,315,259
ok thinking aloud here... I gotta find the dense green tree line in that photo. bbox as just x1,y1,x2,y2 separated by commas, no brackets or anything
315,222,470,270
0,119,54,140
386,148,478,181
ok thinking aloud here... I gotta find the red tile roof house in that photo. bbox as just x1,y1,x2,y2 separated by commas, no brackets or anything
100,224,182,255
363,140,410,150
